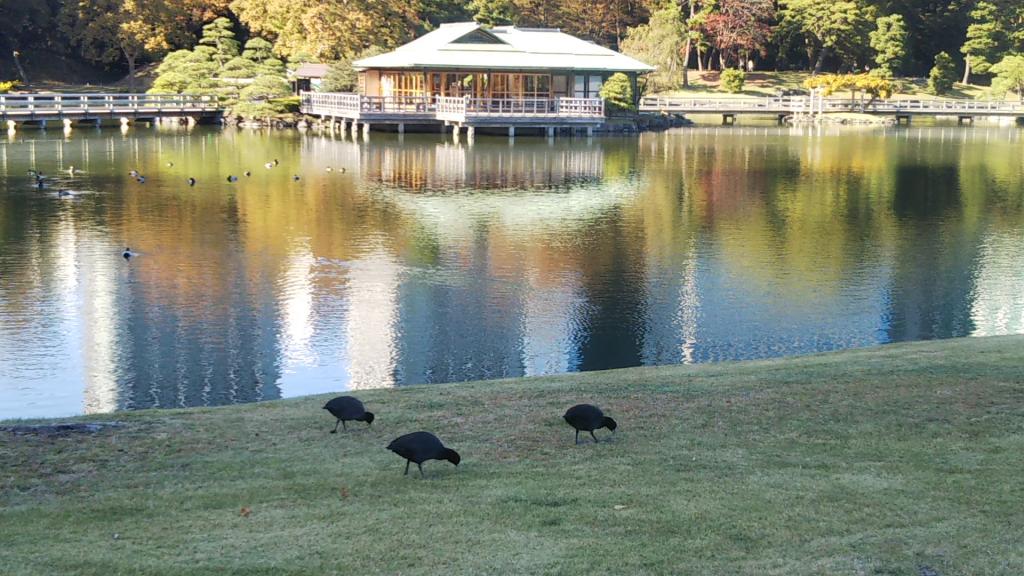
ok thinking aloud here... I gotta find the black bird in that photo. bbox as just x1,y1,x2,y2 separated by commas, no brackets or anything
227,175,238,183
122,247,133,260
323,395,375,433
387,432,460,478
129,170,139,178
244,170,251,177
292,175,300,181
187,177,196,186
136,176,146,184
57,189,73,198
340,167,346,174
273,159,279,166
563,404,617,444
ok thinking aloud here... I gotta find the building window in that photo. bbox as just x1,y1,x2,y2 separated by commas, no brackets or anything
574,75,586,97
588,75,603,97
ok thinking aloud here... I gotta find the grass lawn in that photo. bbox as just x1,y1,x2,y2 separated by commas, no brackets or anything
657,71,992,100
2,336,1023,575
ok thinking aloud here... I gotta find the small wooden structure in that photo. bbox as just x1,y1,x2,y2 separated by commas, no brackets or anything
300,23,653,137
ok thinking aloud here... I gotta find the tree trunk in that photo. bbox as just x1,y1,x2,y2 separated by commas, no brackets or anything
11,50,28,85
719,52,726,71
813,46,831,75
122,45,137,92
695,44,704,72
962,58,971,85
681,37,691,87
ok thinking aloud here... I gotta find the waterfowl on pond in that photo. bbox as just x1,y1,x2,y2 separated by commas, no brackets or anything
227,175,238,182
244,171,251,177
386,432,460,478
563,404,617,444
264,162,274,169
166,161,174,167
129,170,139,178
187,177,196,186
136,176,146,184
57,189,74,198
122,247,133,260
292,175,300,181
323,395,375,433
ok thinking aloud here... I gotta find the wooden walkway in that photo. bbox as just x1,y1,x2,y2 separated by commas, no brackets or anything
640,96,1024,124
1,94,221,128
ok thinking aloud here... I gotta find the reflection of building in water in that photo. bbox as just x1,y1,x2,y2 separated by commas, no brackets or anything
970,232,1024,336
342,247,401,389
359,138,606,190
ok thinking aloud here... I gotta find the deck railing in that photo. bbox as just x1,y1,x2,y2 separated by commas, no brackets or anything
0,94,219,117
304,92,605,121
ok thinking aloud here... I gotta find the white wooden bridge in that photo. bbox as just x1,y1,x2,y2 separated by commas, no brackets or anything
300,92,605,138
1,93,221,130
639,96,1024,124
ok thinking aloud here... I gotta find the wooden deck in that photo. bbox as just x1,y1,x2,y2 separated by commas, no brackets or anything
1,94,221,126
301,92,605,129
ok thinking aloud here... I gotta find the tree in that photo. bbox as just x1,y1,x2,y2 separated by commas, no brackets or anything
928,51,956,95
231,0,420,60
720,68,745,93
991,54,1024,101
599,72,634,112
804,72,893,107
870,14,907,76
198,17,239,67
960,1,1006,83
471,0,517,26
702,0,773,70
620,1,686,92
778,0,874,74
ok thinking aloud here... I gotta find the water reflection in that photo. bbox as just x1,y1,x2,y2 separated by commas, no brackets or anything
1,125,1023,418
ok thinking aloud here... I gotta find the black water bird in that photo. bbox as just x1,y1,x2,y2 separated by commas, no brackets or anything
386,432,460,477
129,170,139,178
340,167,346,174
187,177,196,186
323,395,375,433
227,175,238,182
244,170,251,177
292,175,300,181
57,189,73,198
563,404,617,444
273,159,279,166
27,170,38,177
122,247,133,260
136,176,146,184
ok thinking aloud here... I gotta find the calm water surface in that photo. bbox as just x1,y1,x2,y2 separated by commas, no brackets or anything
1,125,1022,418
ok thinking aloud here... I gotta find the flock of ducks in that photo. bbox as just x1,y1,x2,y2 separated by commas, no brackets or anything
29,158,348,261
323,395,617,478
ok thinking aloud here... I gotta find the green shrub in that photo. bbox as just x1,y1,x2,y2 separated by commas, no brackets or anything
720,68,745,93
928,52,956,95
598,73,635,114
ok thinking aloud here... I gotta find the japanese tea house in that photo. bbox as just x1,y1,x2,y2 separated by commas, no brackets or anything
300,22,654,136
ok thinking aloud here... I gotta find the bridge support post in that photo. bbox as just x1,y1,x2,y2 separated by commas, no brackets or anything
957,115,973,126
508,126,515,139
397,123,405,135
362,122,371,140
62,118,73,132
38,120,47,130
895,115,911,125
6,120,16,133
546,126,554,139
466,126,474,142
120,117,130,128
586,126,594,137
722,114,736,125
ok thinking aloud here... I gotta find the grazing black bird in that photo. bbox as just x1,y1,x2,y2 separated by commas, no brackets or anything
187,177,196,186
122,247,132,260
323,395,375,433
563,404,617,444
387,432,461,478
227,175,238,183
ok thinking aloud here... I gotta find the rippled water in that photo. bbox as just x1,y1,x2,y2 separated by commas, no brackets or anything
1,124,1022,418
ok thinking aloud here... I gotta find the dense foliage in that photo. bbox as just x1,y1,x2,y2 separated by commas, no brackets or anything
598,72,635,112
720,68,745,93
1,0,1022,94
928,51,957,94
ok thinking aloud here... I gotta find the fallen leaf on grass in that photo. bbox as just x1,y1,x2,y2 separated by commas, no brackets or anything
613,505,627,510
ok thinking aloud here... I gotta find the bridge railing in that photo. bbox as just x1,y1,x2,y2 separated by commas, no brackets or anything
0,94,218,115
639,95,1024,115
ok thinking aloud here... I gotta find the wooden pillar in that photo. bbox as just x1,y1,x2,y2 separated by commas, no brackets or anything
466,126,475,141
586,126,593,137
546,126,554,138
508,126,515,138
362,122,371,139
397,123,405,134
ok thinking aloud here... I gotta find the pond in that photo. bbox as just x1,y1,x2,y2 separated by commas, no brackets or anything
1,125,1022,419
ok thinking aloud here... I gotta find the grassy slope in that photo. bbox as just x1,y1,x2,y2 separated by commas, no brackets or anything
2,336,1023,575
657,71,991,100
